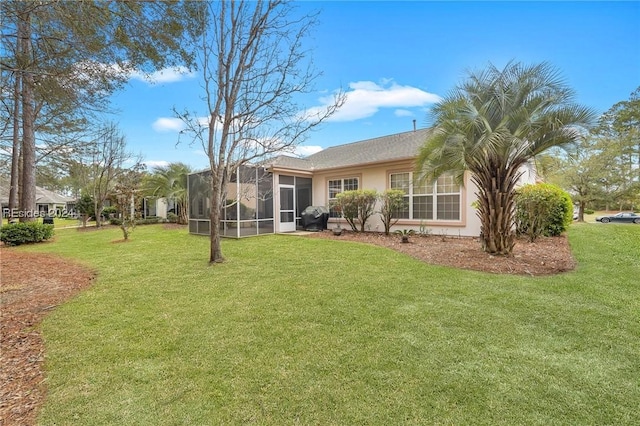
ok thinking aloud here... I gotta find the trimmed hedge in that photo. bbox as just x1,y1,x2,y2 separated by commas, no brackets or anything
515,183,573,241
0,222,55,246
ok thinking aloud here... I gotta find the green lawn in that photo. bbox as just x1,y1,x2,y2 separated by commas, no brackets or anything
16,223,640,425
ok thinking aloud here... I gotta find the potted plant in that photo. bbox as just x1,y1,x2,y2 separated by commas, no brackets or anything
394,229,415,243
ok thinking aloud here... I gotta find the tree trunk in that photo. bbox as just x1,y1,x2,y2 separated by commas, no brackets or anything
94,198,101,227
475,169,517,256
8,68,21,222
209,176,224,264
18,10,36,222
178,201,188,225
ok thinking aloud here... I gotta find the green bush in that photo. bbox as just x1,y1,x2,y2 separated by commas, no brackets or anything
109,218,123,226
515,183,573,241
584,208,595,215
379,189,406,235
167,212,179,223
136,217,161,225
0,222,54,246
332,189,378,232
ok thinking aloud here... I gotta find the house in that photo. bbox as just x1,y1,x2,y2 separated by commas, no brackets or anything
142,197,177,220
1,183,75,219
187,128,537,238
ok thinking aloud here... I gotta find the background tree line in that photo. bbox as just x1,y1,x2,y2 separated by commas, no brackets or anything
0,0,197,222
538,86,640,219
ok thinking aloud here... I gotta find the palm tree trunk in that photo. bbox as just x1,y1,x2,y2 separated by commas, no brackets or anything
474,167,518,255
178,200,188,225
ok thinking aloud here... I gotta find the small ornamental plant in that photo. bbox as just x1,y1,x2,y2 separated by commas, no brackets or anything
394,229,415,243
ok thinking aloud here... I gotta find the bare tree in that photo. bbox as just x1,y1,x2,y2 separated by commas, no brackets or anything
87,124,140,227
113,166,144,241
176,1,344,263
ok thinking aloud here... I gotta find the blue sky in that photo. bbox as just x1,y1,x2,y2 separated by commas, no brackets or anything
109,1,640,171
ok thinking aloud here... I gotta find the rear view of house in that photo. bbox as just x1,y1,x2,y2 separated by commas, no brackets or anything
188,128,537,238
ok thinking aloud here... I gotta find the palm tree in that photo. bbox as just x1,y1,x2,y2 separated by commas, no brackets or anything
416,61,596,255
141,162,193,224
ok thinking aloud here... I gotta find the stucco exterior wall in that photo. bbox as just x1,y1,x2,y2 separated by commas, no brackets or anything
157,198,168,219
267,158,537,238
310,160,484,237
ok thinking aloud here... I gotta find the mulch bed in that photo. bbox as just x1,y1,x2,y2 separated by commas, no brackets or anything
0,249,96,426
305,230,576,276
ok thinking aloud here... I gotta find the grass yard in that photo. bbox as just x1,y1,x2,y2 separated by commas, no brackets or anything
15,223,640,425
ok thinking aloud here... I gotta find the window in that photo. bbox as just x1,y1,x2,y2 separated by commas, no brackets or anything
390,172,461,221
328,177,359,217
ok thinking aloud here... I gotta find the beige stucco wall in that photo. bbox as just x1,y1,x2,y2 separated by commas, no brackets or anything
309,160,483,237
156,198,168,219
272,160,537,238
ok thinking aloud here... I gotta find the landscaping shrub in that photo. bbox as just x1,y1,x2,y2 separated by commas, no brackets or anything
0,222,54,246
332,189,378,232
515,183,573,241
379,189,406,235
584,208,595,215
136,217,161,225
167,212,179,223
102,206,118,217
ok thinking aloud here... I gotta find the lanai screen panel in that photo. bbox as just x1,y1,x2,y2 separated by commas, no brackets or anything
188,170,212,235
188,166,273,238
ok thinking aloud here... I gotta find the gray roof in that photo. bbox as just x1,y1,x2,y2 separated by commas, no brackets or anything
268,128,433,171
0,182,74,205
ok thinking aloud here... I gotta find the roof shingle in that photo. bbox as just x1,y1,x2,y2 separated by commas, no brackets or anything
269,128,432,171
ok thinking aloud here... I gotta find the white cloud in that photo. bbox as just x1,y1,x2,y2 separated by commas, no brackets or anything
294,145,323,157
152,117,185,132
130,66,197,84
394,109,414,117
197,116,212,127
304,80,441,122
143,160,170,169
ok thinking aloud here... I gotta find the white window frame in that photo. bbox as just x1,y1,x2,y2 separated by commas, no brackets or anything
328,177,359,217
390,172,462,221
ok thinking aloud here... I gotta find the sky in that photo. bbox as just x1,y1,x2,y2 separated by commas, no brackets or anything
108,1,640,171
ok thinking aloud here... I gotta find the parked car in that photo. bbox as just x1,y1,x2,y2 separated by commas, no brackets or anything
595,212,640,224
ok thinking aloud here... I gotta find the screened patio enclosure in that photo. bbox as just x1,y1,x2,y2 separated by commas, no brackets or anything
188,166,274,238
188,166,313,238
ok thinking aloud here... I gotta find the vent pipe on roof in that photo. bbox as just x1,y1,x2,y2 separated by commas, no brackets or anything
413,119,416,132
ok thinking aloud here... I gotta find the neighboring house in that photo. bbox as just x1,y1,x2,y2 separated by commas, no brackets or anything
142,197,174,220
0,183,75,218
188,128,537,238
